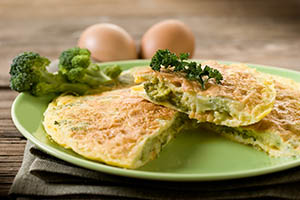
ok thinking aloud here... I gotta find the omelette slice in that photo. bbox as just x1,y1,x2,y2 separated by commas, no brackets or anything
131,61,276,127
201,75,300,157
43,88,188,169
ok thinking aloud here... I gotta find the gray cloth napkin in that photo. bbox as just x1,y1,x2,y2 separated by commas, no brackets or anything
9,141,300,200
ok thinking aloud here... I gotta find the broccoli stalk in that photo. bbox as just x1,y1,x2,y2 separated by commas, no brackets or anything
9,52,91,96
58,47,121,87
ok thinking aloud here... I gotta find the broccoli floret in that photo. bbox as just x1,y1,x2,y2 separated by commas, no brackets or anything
102,65,122,79
9,52,50,92
9,52,91,96
10,48,123,97
59,47,122,87
59,47,91,71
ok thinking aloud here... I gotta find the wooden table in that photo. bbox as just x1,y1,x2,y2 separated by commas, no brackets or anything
0,0,299,197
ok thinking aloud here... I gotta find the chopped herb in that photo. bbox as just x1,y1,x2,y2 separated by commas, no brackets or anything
71,127,79,131
54,121,59,125
150,49,223,89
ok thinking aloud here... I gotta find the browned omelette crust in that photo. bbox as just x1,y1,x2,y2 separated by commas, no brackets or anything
247,75,300,145
201,75,300,156
135,61,271,108
43,88,178,168
134,61,275,126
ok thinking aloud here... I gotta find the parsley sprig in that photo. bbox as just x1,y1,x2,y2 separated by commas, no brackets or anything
150,49,223,89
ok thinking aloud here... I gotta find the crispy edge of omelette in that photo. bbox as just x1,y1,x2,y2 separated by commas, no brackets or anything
130,61,276,127
199,74,300,157
43,88,189,169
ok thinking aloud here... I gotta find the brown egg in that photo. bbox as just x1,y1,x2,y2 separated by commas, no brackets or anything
78,23,138,61
141,19,195,59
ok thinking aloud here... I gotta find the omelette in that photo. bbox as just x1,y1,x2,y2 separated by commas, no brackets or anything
201,75,300,157
43,88,188,169
131,61,276,127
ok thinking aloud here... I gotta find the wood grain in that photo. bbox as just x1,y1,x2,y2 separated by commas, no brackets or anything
1,0,300,19
0,0,300,197
0,89,23,196
1,0,300,86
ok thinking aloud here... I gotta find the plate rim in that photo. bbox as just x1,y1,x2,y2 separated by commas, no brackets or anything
11,59,300,182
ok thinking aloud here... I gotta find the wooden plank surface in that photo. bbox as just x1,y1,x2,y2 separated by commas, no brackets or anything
0,0,300,197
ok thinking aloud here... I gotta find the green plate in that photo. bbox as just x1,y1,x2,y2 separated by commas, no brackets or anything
11,60,300,181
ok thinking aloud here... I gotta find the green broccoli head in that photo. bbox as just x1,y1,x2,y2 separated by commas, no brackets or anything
71,55,90,69
10,47,123,97
102,65,122,79
9,51,92,96
66,67,85,82
58,47,122,87
9,52,51,92
59,47,91,71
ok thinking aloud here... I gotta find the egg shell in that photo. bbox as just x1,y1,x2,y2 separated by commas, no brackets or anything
78,23,138,61
141,20,195,59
